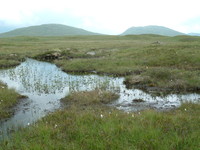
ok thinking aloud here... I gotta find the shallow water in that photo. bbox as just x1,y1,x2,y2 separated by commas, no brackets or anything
0,58,200,139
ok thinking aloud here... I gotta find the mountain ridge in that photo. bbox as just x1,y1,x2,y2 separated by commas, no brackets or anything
0,24,199,37
121,25,185,36
0,24,101,37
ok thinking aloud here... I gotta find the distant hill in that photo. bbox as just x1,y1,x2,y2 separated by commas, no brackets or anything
0,24,100,37
121,25,185,36
188,33,200,36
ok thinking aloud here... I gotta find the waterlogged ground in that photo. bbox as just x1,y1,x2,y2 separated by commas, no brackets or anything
0,59,200,138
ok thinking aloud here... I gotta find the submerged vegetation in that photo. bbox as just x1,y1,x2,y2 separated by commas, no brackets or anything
1,90,199,149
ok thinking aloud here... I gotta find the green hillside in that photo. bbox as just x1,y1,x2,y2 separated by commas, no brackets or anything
121,25,185,36
0,24,100,37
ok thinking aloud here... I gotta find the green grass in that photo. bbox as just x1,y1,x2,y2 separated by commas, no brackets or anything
0,34,200,149
1,90,199,150
125,68,200,92
1,35,200,91
0,82,23,120
61,89,119,107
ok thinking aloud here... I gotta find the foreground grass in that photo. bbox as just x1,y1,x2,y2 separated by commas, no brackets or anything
1,90,199,150
0,82,23,120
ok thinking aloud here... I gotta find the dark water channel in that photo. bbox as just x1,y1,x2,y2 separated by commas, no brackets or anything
0,58,200,139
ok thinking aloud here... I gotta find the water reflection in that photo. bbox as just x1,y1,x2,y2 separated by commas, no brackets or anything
0,59,118,95
0,58,199,139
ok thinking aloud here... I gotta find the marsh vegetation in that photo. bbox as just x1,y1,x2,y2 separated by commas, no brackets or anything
1,95,200,150
0,82,23,120
0,35,200,149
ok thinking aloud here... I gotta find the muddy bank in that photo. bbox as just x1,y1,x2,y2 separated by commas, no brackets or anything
33,50,103,62
59,68,135,77
0,54,25,68
124,78,200,95
0,96,27,122
0,81,27,121
0,63,21,70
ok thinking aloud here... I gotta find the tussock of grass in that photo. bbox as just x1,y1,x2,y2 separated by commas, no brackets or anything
125,68,200,91
1,102,199,150
61,90,119,107
0,60,21,69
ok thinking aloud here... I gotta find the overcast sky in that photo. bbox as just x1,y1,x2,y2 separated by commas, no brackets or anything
0,0,200,34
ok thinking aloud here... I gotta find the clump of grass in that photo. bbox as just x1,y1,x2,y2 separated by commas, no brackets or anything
0,59,22,69
1,102,199,150
0,53,25,68
0,82,24,120
61,89,119,107
125,68,200,92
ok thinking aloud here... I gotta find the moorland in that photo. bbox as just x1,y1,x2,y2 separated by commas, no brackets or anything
0,34,200,149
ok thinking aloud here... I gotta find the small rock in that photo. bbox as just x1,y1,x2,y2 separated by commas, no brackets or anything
53,48,61,52
86,51,96,56
52,52,61,57
9,53,17,57
152,41,161,44
43,51,62,60
129,75,144,85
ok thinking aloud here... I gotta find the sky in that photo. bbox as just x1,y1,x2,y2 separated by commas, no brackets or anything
0,0,200,34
